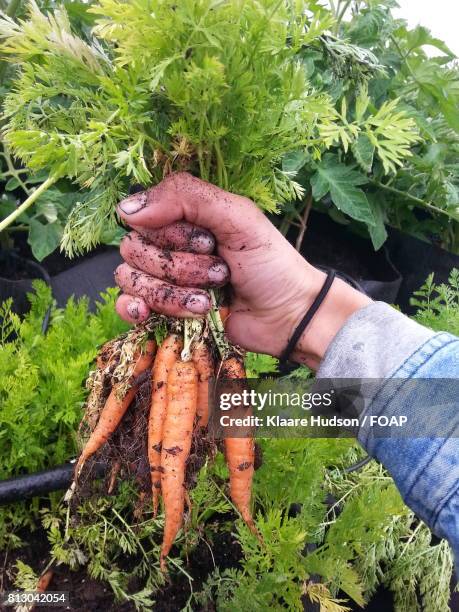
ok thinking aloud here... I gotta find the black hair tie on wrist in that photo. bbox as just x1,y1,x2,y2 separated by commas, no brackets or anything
279,269,336,365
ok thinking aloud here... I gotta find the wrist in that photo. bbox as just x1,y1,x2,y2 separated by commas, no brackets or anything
286,271,372,369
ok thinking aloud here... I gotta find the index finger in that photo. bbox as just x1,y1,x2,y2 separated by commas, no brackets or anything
131,221,215,254
117,172,264,240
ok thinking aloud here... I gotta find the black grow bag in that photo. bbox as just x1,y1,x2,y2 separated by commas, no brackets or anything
0,245,122,317
51,248,122,309
387,227,459,314
292,211,402,304
0,250,52,316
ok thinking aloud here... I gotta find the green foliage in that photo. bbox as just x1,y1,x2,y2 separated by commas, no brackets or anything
0,281,128,546
24,182,125,260
3,276,457,608
188,440,359,612
318,90,419,175
0,0,341,254
311,152,375,226
188,460,232,529
13,559,40,591
306,464,408,602
0,0,419,257
278,1,459,251
1,0,456,254
187,440,455,612
338,1,459,250
386,528,454,612
229,445,363,609
39,462,235,610
43,481,162,608
305,81,420,246
0,1,110,257
411,268,459,335
244,352,278,378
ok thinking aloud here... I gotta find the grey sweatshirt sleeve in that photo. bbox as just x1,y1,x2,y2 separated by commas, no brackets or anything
317,302,436,379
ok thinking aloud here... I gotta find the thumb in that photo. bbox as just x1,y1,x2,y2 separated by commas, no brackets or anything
117,172,265,243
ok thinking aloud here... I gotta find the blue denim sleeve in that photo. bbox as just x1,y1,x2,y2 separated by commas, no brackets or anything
317,303,459,568
357,333,459,566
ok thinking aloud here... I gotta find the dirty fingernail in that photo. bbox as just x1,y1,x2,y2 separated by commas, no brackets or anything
119,192,148,215
185,293,210,314
190,232,214,253
208,262,229,284
127,301,140,320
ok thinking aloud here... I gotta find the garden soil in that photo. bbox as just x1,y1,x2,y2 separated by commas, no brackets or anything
1,525,242,611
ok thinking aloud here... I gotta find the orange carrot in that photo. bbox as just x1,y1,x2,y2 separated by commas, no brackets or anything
219,305,230,325
160,360,198,571
37,569,53,593
221,355,259,538
191,340,214,427
75,340,156,479
148,334,183,516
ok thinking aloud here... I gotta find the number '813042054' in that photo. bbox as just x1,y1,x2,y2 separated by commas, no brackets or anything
2,591,69,606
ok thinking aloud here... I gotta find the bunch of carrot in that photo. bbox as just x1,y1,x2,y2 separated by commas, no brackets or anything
73,317,258,572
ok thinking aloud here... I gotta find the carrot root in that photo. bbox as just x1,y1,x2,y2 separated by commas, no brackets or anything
191,340,214,427
107,460,121,494
219,305,230,325
160,360,198,571
221,355,260,541
75,340,156,481
37,569,53,593
148,334,183,517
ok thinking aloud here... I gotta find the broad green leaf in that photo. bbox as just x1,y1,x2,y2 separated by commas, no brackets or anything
444,182,459,208
28,219,62,261
366,193,388,250
352,133,375,173
5,177,21,191
437,96,459,133
282,150,308,174
311,155,375,226
100,224,127,246
403,25,455,58
0,194,17,219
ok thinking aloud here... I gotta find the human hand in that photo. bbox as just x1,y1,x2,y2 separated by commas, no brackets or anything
115,173,370,367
